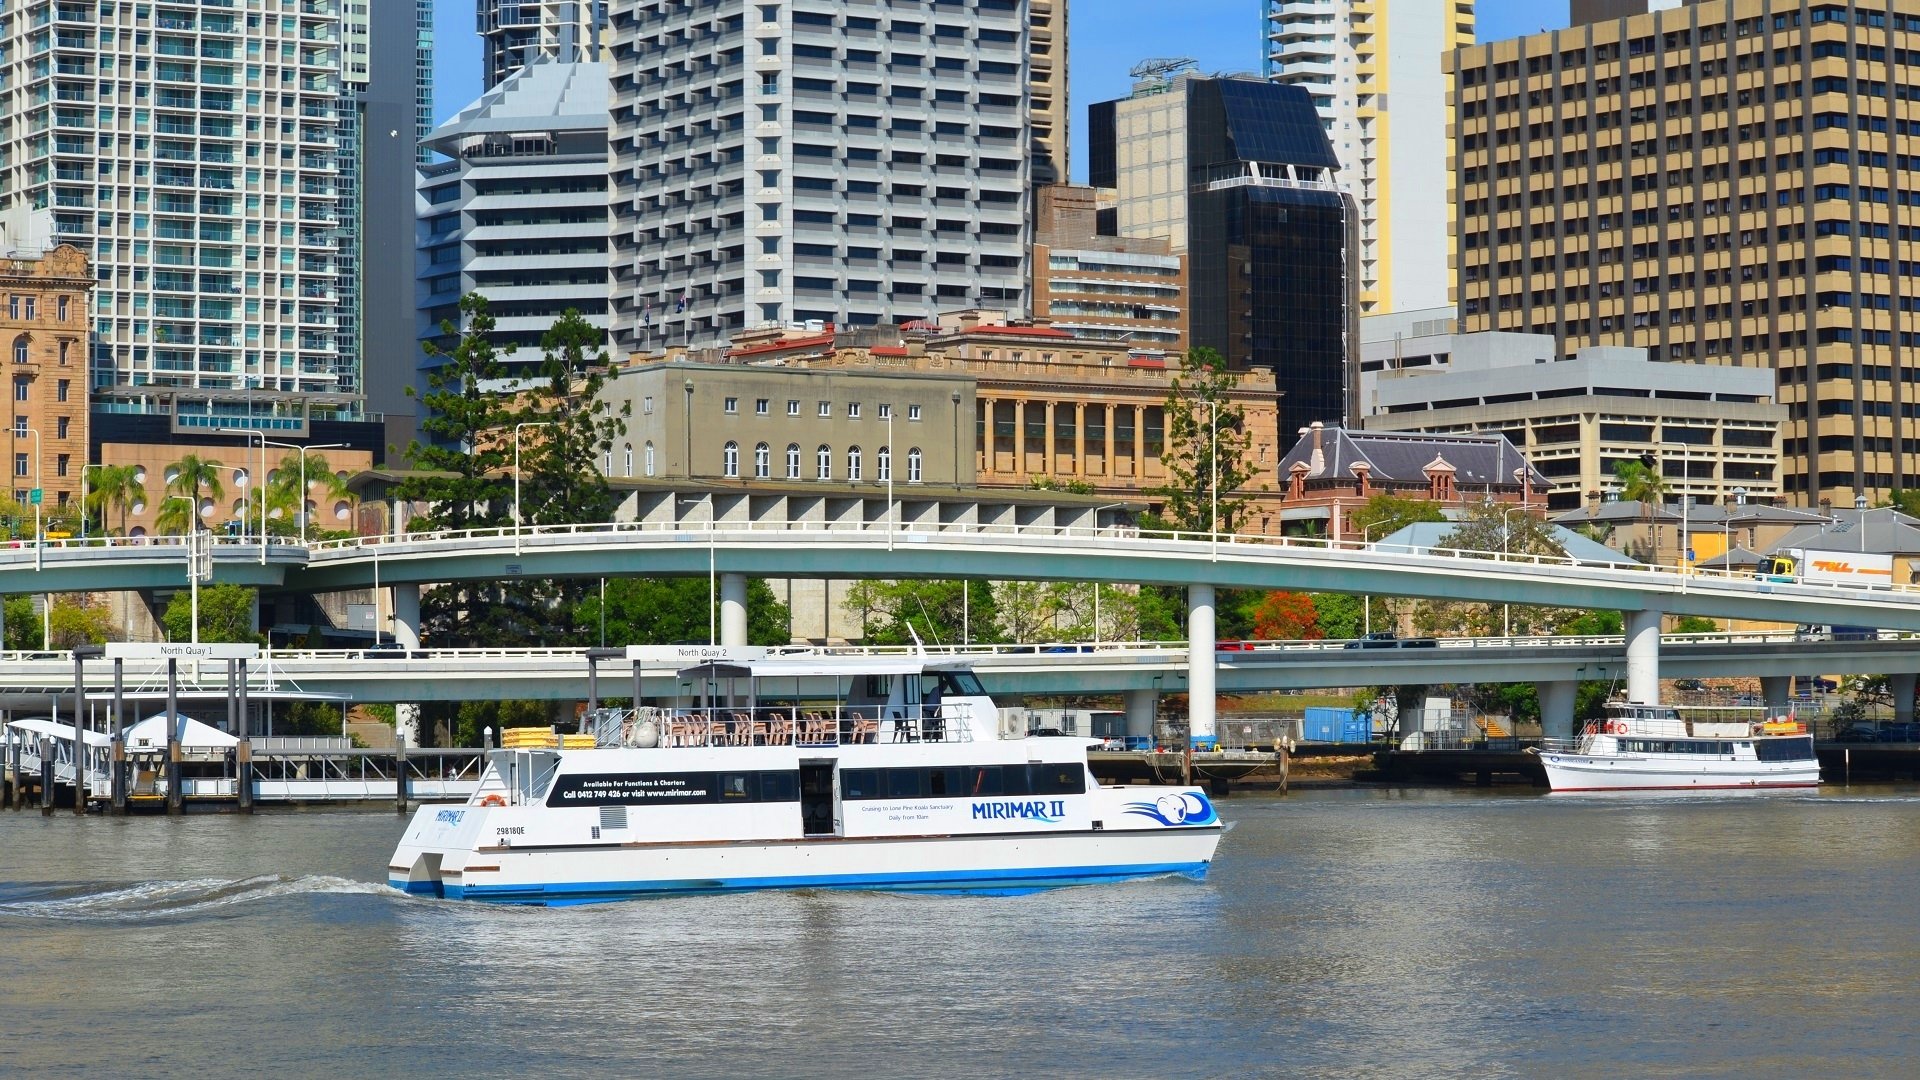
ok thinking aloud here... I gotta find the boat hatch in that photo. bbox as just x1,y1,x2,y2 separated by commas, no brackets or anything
799,761,836,837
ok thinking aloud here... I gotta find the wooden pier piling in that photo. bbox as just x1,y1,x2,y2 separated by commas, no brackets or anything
394,730,410,816
39,736,54,816
165,658,183,816
109,658,127,816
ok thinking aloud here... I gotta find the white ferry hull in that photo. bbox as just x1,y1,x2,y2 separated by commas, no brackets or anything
1537,753,1820,793
391,813,1220,905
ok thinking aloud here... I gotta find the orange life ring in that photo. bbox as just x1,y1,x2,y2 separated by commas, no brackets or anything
1608,720,1627,735
478,794,506,807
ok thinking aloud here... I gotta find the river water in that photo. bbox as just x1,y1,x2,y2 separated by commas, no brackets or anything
3,787,1918,1079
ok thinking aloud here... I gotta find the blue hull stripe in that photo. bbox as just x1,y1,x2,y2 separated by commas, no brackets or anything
395,861,1210,906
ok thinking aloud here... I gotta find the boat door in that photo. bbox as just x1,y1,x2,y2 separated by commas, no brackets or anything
799,760,838,836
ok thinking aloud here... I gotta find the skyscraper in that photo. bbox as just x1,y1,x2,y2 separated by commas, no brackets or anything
1029,0,1068,187
1094,75,1358,436
1450,0,1920,504
0,0,428,444
605,1,1032,356
478,0,602,88
1264,0,1475,314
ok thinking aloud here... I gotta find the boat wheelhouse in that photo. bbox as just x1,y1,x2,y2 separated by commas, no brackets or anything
1529,700,1819,792
389,648,1225,904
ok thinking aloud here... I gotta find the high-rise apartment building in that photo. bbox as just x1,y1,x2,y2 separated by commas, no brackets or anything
605,1,1032,356
418,61,611,366
0,0,427,447
1265,0,1475,314
1094,75,1358,437
1449,0,1920,504
478,0,603,88
1029,0,1067,187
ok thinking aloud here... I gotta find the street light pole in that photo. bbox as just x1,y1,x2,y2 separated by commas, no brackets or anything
162,495,200,644
262,440,344,545
1659,439,1690,574
1498,505,1525,638
1088,501,1125,644
216,427,268,564
513,422,553,555
887,407,895,551
681,496,715,644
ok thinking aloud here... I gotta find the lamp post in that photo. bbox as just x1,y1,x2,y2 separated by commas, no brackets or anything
216,427,268,564
259,440,344,545
1724,486,1747,573
680,495,715,644
886,406,895,551
1659,440,1691,574
1088,501,1126,644
1360,519,1393,636
1498,505,1527,638
161,495,200,644
1856,492,1872,554
79,462,111,542
512,422,553,555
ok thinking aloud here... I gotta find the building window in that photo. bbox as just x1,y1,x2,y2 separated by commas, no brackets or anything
723,441,739,477
786,443,801,479
816,444,831,480
22,298,34,320
55,454,67,478
56,380,67,403
877,403,892,420
754,442,770,478
644,442,656,477
11,336,26,365
623,443,633,477
818,401,832,418
603,446,613,474
908,404,922,421
56,417,68,439
877,445,891,482
13,453,25,478
787,399,800,416
724,396,739,414
57,296,68,321
13,377,26,402
908,447,923,483
643,395,654,415
7,297,17,319
755,398,769,416
848,402,861,419
57,341,68,365
847,446,862,481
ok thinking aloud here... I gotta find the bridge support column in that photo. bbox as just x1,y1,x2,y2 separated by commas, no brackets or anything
1893,673,1917,726
719,573,748,647
1624,609,1662,705
1538,681,1577,744
1187,585,1216,749
1760,676,1791,710
391,583,421,652
1124,689,1156,749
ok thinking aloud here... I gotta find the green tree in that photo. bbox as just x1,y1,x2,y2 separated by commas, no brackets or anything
263,450,349,537
578,577,791,647
1612,457,1666,503
1145,347,1260,536
1346,492,1448,547
47,595,113,648
84,464,147,536
1414,499,1569,637
400,292,517,533
516,309,629,529
844,579,1001,647
1311,593,1364,639
156,454,224,534
1887,489,1920,517
1671,615,1718,634
162,583,260,643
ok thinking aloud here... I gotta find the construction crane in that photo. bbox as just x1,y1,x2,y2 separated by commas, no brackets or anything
1129,57,1198,90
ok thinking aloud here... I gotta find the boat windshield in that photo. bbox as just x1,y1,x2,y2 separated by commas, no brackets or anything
936,670,986,697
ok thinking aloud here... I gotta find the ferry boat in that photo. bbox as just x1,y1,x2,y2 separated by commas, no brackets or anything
1529,700,1820,792
388,648,1225,905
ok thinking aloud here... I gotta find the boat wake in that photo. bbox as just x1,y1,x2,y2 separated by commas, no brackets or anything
0,874,393,922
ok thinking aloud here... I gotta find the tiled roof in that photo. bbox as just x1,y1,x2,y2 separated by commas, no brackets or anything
1279,427,1547,488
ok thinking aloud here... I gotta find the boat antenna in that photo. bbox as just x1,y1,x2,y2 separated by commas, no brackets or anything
905,622,928,656
909,592,944,649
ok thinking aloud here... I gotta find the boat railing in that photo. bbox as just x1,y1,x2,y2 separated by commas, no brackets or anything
652,704,974,748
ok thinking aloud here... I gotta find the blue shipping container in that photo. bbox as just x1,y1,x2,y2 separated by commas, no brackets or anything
1303,707,1370,744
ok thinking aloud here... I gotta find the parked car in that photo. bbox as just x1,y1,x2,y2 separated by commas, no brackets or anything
1343,633,1437,650
1674,679,1708,693
1215,640,1256,652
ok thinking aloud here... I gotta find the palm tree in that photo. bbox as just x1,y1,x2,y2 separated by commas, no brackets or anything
156,454,223,535
85,464,147,536
263,451,349,535
1613,458,1669,563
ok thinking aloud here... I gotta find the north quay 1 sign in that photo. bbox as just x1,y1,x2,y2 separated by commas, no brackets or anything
104,643,261,661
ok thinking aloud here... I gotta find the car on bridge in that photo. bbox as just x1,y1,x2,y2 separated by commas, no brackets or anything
1343,632,1437,650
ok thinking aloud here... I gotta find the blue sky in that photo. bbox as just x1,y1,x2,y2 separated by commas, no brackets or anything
430,0,1564,179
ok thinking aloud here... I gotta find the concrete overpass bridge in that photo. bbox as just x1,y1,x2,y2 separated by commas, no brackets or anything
6,518,1920,743
5,633,1916,744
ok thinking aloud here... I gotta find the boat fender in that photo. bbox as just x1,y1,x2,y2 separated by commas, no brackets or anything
478,794,506,807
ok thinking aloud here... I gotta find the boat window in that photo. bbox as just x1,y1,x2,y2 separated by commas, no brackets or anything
865,675,891,697
759,771,798,802
938,671,986,697
966,766,1002,796
1001,763,1034,796
926,766,964,796
1030,763,1088,796
719,773,753,800
885,768,923,799
840,769,879,800
1755,737,1816,762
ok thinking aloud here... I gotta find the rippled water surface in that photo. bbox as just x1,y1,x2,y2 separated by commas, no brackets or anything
4,788,1920,1079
